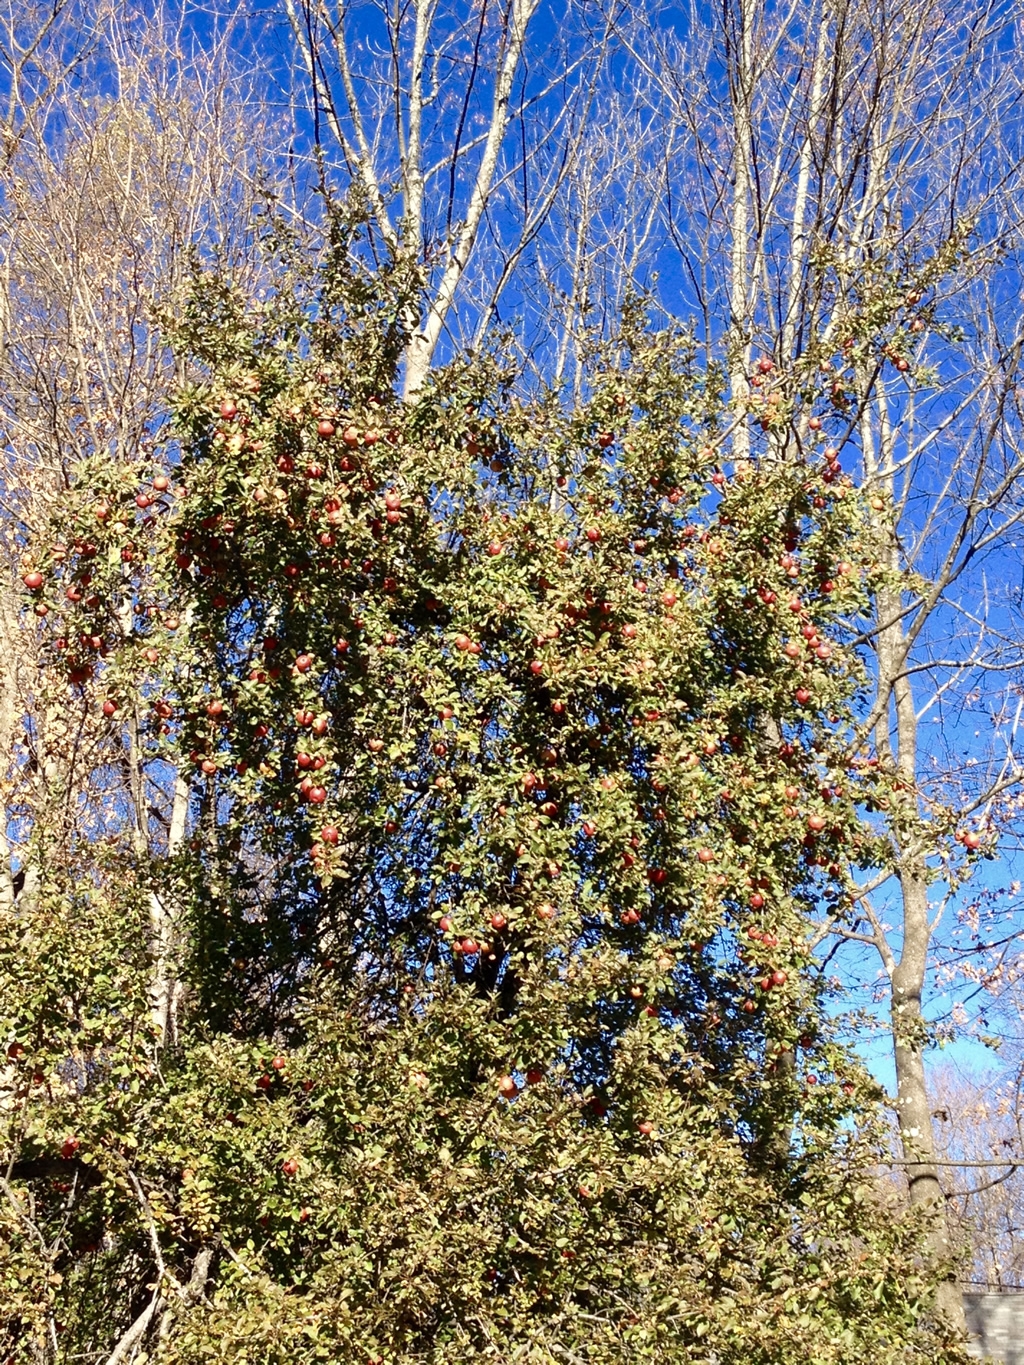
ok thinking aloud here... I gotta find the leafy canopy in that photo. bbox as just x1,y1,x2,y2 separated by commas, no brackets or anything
2,210,969,1363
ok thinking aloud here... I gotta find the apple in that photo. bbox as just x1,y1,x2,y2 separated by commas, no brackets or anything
317,419,335,438
153,474,170,492
487,540,503,556
308,786,327,804
526,1067,543,1085
281,1157,299,1176
771,969,788,987
271,1055,287,1070
795,687,811,705
219,399,237,419
696,848,715,864
637,1120,654,1135
101,699,117,717
497,1074,519,1098
22,571,43,590
585,527,601,543
555,536,570,552
536,902,556,920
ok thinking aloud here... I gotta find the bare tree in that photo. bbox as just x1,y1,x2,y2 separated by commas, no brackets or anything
614,0,1024,1332
0,0,285,1052
929,1058,1024,1290
278,0,613,394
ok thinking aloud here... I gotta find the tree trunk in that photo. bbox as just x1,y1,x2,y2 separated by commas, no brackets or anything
891,862,966,1334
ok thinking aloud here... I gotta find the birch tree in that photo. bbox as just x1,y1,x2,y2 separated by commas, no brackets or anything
278,0,610,395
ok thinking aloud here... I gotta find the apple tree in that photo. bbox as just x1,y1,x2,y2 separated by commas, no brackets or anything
0,210,972,1363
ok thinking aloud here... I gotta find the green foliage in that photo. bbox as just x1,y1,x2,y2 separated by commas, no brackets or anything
2,208,970,1362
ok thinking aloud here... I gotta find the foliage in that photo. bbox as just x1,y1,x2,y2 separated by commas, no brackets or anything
1,207,971,1362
